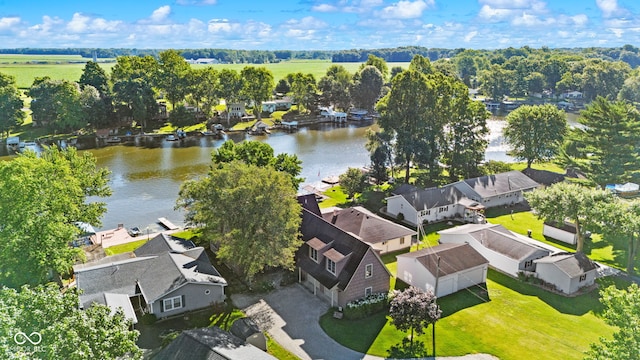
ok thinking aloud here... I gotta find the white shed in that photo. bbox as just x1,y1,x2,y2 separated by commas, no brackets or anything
396,243,489,298
534,252,598,294
542,221,577,245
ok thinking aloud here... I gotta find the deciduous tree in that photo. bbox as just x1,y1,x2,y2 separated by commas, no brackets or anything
218,69,244,124
157,49,191,108
176,161,302,283
0,284,141,360
240,66,274,120
350,65,383,112
526,182,613,252
318,65,352,111
0,73,24,138
503,104,567,168
389,286,442,349
0,147,111,287
339,167,367,199
586,284,640,360
289,73,318,113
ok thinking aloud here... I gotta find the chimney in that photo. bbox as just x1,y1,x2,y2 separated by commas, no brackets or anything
331,209,339,224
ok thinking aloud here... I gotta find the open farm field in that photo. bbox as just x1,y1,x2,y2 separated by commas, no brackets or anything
0,63,116,89
0,55,408,89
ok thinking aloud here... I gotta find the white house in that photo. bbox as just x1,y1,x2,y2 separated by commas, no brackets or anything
322,206,416,254
452,171,540,208
396,243,489,297
543,221,577,245
385,171,538,226
439,223,551,277
386,184,484,226
534,252,598,294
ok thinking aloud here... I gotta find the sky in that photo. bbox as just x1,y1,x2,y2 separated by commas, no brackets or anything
0,0,639,50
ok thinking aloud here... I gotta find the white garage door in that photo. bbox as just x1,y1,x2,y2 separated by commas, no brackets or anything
457,268,484,289
436,278,455,297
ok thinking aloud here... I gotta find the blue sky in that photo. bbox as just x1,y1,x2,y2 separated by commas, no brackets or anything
0,0,639,50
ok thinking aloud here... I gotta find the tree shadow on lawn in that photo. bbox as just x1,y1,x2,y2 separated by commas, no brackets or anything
439,285,491,318
388,339,430,359
488,269,601,316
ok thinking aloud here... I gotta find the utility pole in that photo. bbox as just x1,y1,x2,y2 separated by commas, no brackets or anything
433,255,440,359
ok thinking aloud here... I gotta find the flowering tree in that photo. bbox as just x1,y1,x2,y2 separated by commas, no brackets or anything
389,286,442,348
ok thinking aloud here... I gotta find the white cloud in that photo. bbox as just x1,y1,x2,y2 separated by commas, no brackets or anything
610,28,624,37
464,30,478,42
571,14,589,26
176,0,217,4
479,0,535,8
478,5,515,21
377,0,432,19
150,6,171,23
0,17,21,30
512,12,555,26
67,13,90,33
312,4,338,12
596,0,620,18
208,19,234,33
284,16,327,30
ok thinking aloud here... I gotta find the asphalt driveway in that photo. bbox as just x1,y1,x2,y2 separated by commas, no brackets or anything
231,284,498,360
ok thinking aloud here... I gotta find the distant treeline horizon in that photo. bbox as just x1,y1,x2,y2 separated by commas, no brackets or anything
0,45,639,68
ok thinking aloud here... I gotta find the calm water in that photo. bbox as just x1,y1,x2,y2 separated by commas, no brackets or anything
3,113,580,231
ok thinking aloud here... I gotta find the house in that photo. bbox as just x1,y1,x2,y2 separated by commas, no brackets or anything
262,98,293,113
543,221,578,245
319,107,347,122
562,90,583,99
322,206,416,254
227,103,247,118
74,236,226,320
438,223,551,277
534,252,598,294
230,317,267,351
396,243,489,297
385,184,485,226
297,208,391,307
154,327,276,360
453,170,540,208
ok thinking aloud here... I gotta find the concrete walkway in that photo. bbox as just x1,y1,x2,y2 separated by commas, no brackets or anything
232,284,498,360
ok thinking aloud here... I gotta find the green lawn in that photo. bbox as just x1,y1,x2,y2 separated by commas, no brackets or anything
103,238,148,256
321,269,616,359
320,186,349,208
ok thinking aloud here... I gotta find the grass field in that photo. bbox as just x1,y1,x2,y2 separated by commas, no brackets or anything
0,55,407,89
321,269,621,360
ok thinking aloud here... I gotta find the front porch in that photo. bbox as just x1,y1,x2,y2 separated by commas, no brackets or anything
298,268,339,307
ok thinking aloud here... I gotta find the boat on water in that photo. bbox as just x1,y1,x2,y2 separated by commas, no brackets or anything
165,134,178,141
105,136,121,144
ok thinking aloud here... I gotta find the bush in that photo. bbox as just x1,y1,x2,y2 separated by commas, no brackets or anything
140,313,157,325
344,292,388,320
396,212,405,221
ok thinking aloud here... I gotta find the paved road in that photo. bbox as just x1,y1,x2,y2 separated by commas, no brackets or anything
232,284,498,360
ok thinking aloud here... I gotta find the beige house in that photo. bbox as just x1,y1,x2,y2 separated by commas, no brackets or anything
322,206,416,254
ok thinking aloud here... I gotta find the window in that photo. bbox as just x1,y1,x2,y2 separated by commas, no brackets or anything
309,247,318,262
400,237,405,245
327,259,336,274
163,296,183,312
365,264,373,278
205,289,211,295
579,274,587,282
365,287,373,297
524,260,533,268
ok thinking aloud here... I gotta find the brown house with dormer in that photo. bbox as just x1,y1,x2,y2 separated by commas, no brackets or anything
296,200,391,308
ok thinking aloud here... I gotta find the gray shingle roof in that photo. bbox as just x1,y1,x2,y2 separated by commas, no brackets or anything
397,243,489,276
457,170,539,198
134,233,195,257
467,225,550,261
535,252,598,277
297,208,385,291
400,184,467,211
153,327,276,360
322,206,416,245
74,247,226,309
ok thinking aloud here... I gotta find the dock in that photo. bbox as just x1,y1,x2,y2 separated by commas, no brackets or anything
157,217,179,230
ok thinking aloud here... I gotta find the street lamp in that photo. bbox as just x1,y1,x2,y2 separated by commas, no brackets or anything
146,226,150,241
